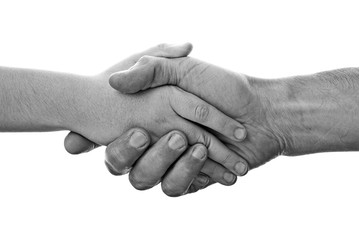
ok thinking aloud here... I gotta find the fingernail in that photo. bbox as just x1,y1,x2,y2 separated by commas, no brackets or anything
168,134,186,150
192,146,207,160
235,162,248,176
129,131,148,148
234,127,246,141
196,174,209,186
223,172,236,184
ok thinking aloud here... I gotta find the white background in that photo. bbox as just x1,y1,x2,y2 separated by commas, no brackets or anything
0,0,359,239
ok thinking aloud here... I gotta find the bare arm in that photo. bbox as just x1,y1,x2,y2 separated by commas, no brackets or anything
255,67,359,155
0,66,89,132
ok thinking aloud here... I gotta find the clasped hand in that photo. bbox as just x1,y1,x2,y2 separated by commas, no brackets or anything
64,43,285,197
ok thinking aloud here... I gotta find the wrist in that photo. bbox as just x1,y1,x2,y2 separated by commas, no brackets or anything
59,74,98,132
254,69,359,156
63,74,130,145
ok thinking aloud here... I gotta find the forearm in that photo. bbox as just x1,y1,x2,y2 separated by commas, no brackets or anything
256,68,359,156
0,66,91,132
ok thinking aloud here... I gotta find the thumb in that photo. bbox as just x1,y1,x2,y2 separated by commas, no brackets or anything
105,42,193,75
109,55,158,93
109,56,203,94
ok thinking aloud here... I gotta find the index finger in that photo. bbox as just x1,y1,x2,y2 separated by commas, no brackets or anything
169,87,246,142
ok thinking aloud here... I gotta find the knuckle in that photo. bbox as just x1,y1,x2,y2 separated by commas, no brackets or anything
223,153,234,165
195,104,210,122
195,131,211,148
138,55,153,65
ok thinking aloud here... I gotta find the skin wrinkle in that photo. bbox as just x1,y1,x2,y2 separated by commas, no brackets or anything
307,69,359,152
181,61,203,83
285,103,320,153
196,128,211,148
278,68,359,154
172,57,189,85
253,78,294,155
156,58,167,86
246,126,276,167
284,76,333,153
199,64,211,76
194,104,210,122
254,86,288,153
311,120,342,152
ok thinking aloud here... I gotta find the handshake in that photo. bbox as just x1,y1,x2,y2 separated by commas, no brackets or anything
2,43,359,197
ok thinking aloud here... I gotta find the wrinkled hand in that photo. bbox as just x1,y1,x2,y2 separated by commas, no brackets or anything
110,56,286,170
